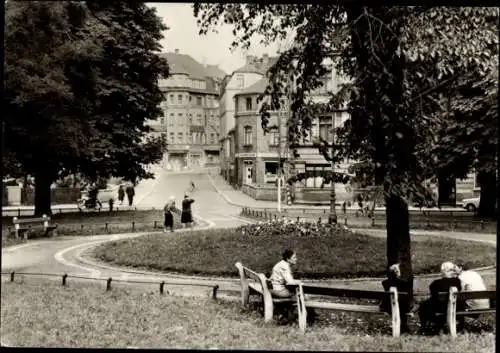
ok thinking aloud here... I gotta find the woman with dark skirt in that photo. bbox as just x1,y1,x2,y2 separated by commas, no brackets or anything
181,194,195,228
163,196,176,232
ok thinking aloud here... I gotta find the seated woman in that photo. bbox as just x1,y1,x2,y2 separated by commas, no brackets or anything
269,249,316,324
418,261,465,334
379,263,413,333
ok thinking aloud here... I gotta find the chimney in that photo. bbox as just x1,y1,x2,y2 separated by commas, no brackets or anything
174,49,179,54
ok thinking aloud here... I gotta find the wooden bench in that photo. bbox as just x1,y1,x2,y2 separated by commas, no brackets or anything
12,215,57,239
438,286,496,337
296,283,405,337
235,262,296,323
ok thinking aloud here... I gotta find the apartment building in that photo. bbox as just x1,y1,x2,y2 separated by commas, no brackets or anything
148,50,225,170
219,54,277,183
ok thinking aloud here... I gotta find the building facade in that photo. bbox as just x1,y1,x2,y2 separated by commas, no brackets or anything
219,54,277,183
147,50,225,171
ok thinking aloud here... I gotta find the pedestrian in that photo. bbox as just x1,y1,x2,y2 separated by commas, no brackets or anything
181,193,195,228
164,196,176,232
341,201,347,215
118,185,125,205
379,264,413,334
418,261,465,335
125,183,135,206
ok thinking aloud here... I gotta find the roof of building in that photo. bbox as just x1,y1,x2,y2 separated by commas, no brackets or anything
161,52,215,80
235,77,269,96
233,56,278,75
204,65,226,80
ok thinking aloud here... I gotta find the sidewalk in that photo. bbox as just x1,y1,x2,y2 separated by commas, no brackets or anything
2,168,164,217
207,173,467,213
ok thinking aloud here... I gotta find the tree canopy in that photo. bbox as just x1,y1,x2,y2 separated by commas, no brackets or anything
194,5,498,288
4,1,169,214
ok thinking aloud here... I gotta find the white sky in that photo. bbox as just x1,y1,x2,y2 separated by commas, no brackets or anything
147,3,294,75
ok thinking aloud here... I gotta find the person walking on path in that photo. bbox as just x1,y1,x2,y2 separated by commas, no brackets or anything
181,194,195,228
118,185,125,205
164,196,176,232
125,183,135,206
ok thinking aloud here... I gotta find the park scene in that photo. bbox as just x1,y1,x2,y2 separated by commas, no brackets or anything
1,3,497,351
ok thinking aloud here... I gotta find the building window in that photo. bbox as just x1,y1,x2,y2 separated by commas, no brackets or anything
210,133,215,144
177,132,183,143
177,94,183,104
305,165,329,188
160,117,165,125
244,126,252,146
269,127,279,146
264,162,279,184
236,74,244,88
187,133,192,144
246,97,252,111
319,116,333,142
189,95,192,102
196,114,203,125
169,132,175,142
169,94,174,103
207,96,213,107
197,96,202,106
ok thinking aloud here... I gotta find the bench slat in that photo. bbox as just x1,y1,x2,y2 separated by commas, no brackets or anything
302,284,393,301
304,300,383,313
242,267,264,284
457,291,496,301
456,309,496,315
248,282,263,294
14,217,51,224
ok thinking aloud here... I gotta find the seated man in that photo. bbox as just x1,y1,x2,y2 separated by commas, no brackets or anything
379,263,413,333
456,262,490,310
418,261,465,334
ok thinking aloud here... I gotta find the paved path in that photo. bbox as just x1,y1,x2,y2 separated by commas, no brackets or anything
2,171,496,298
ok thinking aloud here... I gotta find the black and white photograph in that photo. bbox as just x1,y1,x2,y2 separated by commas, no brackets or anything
1,2,497,350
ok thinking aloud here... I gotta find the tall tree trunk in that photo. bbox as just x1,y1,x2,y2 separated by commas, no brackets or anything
478,170,497,218
34,170,53,216
385,193,413,297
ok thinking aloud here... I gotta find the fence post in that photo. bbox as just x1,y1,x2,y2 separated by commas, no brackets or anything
318,217,321,224
62,273,68,286
105,223,109,232
344,217,347,226
371,216,375,226
106,277,112,291
481,220,485,230
274,214,277,220
18,208,21,217
212,284,219,299
10,271,15,282
154,220,157,229
81,224,84,232
132,221,135,231
160,281,165,294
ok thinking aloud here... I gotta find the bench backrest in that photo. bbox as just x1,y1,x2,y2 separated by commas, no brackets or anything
301,284,405,301
437,288,496,301
235,262,268,291
13,216,51,224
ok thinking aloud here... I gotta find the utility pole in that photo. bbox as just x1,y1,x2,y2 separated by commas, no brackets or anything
329,110,338,224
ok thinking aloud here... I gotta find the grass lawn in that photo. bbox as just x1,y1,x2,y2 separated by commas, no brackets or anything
90,228,496,279
1,280,494,351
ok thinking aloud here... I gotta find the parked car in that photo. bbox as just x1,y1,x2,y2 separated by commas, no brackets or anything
77,184,119,210
460,197,480,212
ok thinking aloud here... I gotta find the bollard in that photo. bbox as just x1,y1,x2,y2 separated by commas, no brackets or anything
10,271,15,282
160,281,165,294
105,223,109,232
212,284,219,299
106,277,112,291
154,220,157,229
62,273,68,286
109,199,114,212
132,221,135,231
